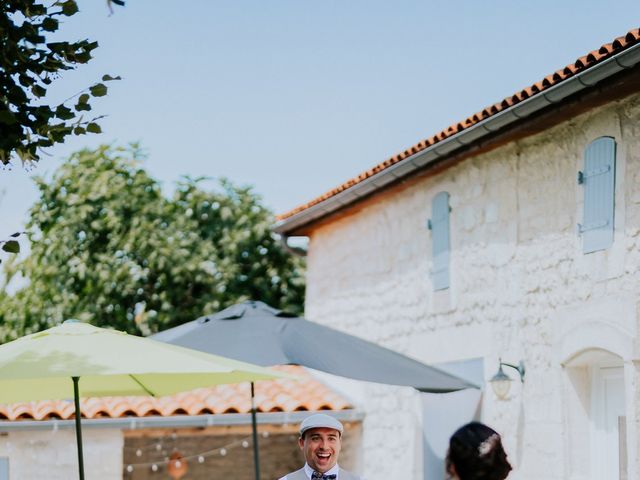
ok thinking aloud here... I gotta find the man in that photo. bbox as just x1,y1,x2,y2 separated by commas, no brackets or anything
279,413,363,480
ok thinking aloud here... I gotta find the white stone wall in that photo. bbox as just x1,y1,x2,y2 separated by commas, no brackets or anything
304,93,640,480
0,428,123,479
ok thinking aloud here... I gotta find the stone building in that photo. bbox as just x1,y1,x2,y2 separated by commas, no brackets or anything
275,28,640,480
0,366,362,479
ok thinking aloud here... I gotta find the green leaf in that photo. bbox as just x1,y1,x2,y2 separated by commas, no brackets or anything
61,0,79,16
89,84,108,97
18,75,35,88
42,17,59,32
75,94,91,112
10,233,21,238
2,241,20,254
86,123,102,134
31,85,47,98
102,74,122,82
73,126,86,135
26,4,46,16
55,105,75,120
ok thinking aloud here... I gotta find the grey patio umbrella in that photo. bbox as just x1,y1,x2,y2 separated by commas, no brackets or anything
154,300,475,391
153,300,477,480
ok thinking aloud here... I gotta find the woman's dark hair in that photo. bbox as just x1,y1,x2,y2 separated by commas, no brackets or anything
446,422,512,480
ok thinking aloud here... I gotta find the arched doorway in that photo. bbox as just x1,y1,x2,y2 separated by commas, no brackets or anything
564,349,626,480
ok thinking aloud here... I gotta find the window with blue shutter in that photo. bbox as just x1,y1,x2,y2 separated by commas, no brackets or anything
578,136,616,254
0,457,8,480
428,192,450,290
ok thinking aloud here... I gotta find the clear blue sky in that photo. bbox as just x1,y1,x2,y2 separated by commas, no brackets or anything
2,0,640,238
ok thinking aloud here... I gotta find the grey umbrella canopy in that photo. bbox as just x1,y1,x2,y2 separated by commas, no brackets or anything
153,300,476,392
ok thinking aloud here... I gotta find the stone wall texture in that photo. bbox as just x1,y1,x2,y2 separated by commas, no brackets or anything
0,429,122,479
304,92,640,480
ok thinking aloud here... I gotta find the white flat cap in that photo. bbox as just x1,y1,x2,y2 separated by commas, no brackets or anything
299,413,344,436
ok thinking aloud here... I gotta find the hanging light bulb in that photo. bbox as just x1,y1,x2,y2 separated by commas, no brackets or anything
126,465,133,473
241,440,249,448
156,443,162,451
262,431,269,438
220,448,227,456
136,449,142,457
198,456,205,464
168,451,188,479
151,464,158,472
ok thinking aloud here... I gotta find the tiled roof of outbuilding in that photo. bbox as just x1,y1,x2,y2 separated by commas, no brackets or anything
277,28,640,222
0,366,352,421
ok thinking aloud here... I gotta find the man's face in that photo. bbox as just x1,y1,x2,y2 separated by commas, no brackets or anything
298,427,342,473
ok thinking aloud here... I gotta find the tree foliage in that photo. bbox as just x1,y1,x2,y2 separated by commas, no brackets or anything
0,145,305,340
0,0,119,165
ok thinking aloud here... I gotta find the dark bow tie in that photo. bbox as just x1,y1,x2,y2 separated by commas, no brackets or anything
311,472,336,480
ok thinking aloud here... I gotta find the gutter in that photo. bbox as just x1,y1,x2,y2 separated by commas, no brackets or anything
0,409,364,432
279,234,308,257
274,42,640,234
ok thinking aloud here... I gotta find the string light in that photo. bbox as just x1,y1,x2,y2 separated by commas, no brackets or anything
123,434,257,474
123,433,180,452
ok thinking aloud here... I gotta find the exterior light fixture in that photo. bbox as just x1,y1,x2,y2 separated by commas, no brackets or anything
490,359,525,400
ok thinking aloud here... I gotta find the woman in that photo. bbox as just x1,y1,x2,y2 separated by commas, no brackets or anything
446,422,512,480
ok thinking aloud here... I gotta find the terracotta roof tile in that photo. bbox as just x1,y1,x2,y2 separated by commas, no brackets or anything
0,366,352,421
277,28,640,222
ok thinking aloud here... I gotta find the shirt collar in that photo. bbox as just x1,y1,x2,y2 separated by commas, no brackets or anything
303,463,340,478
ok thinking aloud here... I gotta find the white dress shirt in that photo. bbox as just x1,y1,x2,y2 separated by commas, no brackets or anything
278,462,341,480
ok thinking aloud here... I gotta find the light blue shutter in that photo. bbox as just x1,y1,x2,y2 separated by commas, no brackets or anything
0,457,8,480
429,192,450,290
579,137,616,253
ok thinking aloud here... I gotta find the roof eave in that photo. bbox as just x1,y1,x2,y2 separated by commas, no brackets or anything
274,42,640,235
0,409,364,432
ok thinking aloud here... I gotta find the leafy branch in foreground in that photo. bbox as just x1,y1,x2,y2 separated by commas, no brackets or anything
0,0,121,166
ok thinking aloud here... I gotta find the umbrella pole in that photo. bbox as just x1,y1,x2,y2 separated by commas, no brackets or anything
72,376,85,480
250,382,260,480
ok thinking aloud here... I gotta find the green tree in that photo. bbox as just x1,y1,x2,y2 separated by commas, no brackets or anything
0,0,120,165
0,145,305,340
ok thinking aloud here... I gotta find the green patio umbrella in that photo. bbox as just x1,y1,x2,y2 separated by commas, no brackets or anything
0,320,293,480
